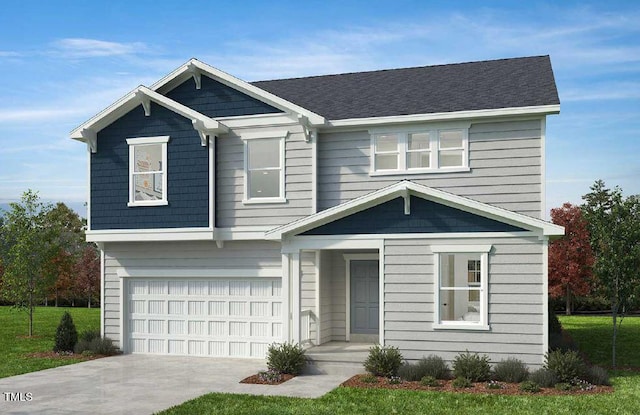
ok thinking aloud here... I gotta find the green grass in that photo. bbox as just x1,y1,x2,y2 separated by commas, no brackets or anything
559,315,640,368
0,306,100,378
159,315,640,415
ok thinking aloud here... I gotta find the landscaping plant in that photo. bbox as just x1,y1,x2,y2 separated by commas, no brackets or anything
492,358,529,383
528,368,557,388
364,344,403,377
53,311,78,353
452,351,491,382
544,349,586,383
266,342,306,375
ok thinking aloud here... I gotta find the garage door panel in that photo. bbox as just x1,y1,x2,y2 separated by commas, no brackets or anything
126,278,282,358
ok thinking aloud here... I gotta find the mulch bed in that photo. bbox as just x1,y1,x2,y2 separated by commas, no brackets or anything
341,374,614,396
240,373,296,385
26,351,106,361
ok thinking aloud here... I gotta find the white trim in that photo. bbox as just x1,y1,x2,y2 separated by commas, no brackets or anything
243,135,286,204
379,244,385,345
291,252,301,344
100,247,105,338
266,181,564,240
240,130,289,140
116,267,281,278
209,136,215,229
286,232,534,242
542,237,550,357
214,226,271,240
370,167,471,176
326,105,561,128
281,238,383,253
343,253,381,342
86,145,92,230
119,276,125,352
282,253,291,343
314,250,321,345
86,227,214,242
432,246,491,331
127,136,169,207
540,117,547,218
311,133,318,214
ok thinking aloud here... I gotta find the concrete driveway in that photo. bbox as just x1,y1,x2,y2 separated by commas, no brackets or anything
0,354,357,415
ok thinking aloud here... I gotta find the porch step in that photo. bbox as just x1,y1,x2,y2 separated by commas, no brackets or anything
303,342,372,375
304,360,364,376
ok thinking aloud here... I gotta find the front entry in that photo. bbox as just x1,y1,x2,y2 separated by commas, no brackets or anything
350,260,379,335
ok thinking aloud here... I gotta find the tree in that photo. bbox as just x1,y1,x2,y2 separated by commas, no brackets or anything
74,245,100,308
0,190,57,336
582,180,640,368
548,203,594,315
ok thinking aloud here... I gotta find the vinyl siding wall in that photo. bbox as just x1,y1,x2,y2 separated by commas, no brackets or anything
300,251,318,345
102,240,282,348
215,118,314,227
383,236,545,367
317,119,543,219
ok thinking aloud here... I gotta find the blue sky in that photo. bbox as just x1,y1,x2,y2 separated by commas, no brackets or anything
0,0,638,218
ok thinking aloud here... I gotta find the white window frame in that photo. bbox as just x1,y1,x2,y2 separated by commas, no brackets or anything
242,131,287,204
431,244,491,331
126,136,169,207
369,123,470,175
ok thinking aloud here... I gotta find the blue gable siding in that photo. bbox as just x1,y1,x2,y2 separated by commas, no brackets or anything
165,75,283,118
301,196,526,235
90,103,209,230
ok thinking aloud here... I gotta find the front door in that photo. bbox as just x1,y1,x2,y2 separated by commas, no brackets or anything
350,260,379,334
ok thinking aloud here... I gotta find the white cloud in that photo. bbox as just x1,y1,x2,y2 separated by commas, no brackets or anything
50,38,149,58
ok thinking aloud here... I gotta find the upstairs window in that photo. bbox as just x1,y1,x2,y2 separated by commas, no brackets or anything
126,136,169,207
370,126,469,174
243,132,286,204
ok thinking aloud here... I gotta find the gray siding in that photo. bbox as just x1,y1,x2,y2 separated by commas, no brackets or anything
319,251,333,344
317,120,543,218
216,122,313,227
102,240,282,348
300,251,318,345
384,236,545,367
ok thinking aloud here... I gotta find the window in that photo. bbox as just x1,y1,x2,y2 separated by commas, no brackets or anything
432,245,491,330
126,136,169,207
243,133,286,203
370,126,469,174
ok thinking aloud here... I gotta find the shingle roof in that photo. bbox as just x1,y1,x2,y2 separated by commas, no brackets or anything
252,55,559,120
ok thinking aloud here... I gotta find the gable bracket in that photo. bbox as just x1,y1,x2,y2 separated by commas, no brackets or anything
187,63,202,90
134,91,151,116
81,129,97,153
297,115,316,143
402,188,411,215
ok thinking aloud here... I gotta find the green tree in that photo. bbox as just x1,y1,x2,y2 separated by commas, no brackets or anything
582,180,640,368
0,190,57,336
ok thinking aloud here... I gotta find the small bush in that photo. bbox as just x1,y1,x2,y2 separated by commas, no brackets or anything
419,376,441,387
555,382,573,391
452,351,491,382
364,345,403,377
485,380,504,390
74,336,119,356
360,374,378,384
529,368,557,388
519,380,541,393
452,376,472,388
548,304,562,334
492,358,529,383
419,355,450,380
79,329,101,343
266,342,306,375
53,312,78,353
585,365,610,386
544,349,586,383
398,362,422,381
387,376,402,385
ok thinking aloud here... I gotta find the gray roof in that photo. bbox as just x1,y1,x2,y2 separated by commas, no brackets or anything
252,55,559,120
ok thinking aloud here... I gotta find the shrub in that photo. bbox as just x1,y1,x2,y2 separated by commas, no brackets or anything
360,374,378,384
387,376,402,385
452,376,472,388
364,345,403,377
544,349,586,383
554,382,573,391
79,329,101,343
74,336,119,356
419,376,441,387
529,368,557,388
492,358,529,383
452,351,491,382
485,380,504,390
53,312,78,353
585,365,610,386
398,356,449,381
266,342,306,375
548,304,562,334
519,380,541,393
398,362,422,381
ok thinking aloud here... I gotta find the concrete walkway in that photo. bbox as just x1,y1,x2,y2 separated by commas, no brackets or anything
0,354,359,415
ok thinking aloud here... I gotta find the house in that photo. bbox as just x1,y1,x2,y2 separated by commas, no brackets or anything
71,55,564,368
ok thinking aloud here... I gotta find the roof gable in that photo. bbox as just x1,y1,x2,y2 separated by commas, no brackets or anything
253,56,560,120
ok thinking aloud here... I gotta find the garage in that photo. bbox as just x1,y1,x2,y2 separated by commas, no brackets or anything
125,278,283,358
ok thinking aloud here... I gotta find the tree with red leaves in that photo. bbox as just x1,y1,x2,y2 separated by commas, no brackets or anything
74,245,100,308
548,203,594,315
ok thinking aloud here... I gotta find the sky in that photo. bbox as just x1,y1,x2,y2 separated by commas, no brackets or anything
0,0,638,218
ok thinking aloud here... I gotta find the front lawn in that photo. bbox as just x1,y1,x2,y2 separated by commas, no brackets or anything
160,315,640,415
0,306,100,378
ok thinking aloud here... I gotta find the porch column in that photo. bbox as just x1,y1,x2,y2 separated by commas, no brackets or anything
281,253,290,342
291,251,301,344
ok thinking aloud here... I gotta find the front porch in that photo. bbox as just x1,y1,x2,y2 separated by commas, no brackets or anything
304,341,373,375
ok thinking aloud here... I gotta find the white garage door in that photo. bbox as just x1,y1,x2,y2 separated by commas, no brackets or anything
126,278,283,358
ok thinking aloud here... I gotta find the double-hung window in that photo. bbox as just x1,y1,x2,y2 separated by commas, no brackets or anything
243,132,286,203
126,136,169,207
432,245,491,330
370,125,469,174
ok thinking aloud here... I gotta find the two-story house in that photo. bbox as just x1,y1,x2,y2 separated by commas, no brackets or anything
71,55,563,368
